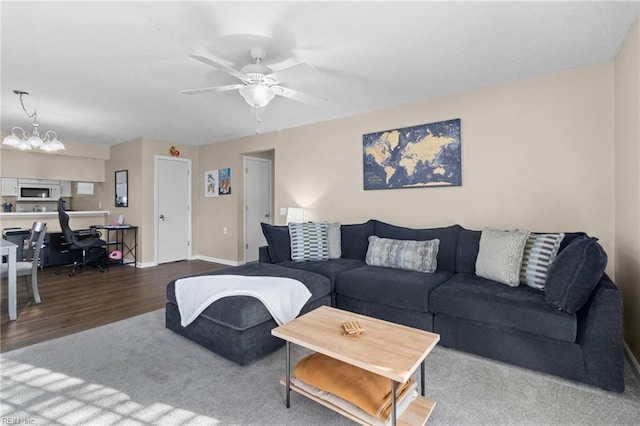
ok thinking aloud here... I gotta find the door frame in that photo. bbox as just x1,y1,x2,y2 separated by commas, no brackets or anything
154,155,192,265
243,156,273,263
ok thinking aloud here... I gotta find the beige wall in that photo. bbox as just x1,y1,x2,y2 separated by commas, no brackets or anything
99,138,201,264
614,17,640,361
196,62,616,272
0,139,108,181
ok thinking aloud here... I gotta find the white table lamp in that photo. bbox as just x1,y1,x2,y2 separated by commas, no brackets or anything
286,207,304,224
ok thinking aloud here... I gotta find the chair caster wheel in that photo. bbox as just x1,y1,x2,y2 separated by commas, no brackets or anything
69,272,75,277
55,270,61,275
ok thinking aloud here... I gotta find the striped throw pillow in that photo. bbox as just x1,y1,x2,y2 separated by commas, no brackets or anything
520,233,565,290
288,222,329,261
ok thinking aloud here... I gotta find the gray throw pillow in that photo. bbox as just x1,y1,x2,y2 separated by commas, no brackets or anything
365,235,439,273
475,228,530,286
327,223,342,259
288,222,329,261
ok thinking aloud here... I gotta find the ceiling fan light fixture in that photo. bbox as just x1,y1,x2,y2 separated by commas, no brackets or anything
239,84,276,108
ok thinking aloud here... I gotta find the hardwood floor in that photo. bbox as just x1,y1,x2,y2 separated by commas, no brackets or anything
1,260,226,353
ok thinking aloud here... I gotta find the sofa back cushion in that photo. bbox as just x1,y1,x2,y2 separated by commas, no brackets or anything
340,220,376,260
261,223,291,263
373,221,460,272
456,228,482,273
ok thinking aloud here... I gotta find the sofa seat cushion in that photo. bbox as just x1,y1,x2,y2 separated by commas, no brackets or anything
430,273,577,343
166,263,331,331
277,258,365,288
335,265,453,312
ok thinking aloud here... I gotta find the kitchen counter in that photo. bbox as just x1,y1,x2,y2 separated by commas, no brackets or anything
1,211,111,233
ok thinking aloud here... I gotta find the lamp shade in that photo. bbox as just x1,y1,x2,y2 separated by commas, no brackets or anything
286,207,304,224
27,135,43,148
2,133,22,147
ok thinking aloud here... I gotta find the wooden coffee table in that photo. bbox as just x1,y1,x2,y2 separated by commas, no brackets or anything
272,306,440,426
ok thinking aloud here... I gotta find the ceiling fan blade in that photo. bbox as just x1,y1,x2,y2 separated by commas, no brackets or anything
273,86,326,105
181,84,244,95
266,63,316,84
189,55,251,83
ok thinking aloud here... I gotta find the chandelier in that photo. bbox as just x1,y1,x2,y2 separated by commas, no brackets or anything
2,90,65,151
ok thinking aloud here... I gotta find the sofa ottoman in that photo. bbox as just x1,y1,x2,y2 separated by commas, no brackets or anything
165,263,331,365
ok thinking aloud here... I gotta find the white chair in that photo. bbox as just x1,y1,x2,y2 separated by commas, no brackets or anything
1,222,47,304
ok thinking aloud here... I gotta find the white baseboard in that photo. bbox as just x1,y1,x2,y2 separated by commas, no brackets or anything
193,255,244,267
135,261,157,268
624,340,640,382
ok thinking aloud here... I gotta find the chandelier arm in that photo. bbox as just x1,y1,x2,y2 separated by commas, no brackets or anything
42,130,57,142
10,127,29,138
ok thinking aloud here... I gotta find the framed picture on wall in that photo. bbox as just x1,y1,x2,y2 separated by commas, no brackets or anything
205,170,218,198
218,168,231,195
363,118,462,190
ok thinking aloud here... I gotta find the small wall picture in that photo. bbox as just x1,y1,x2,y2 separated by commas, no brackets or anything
218,168,231,195
205,170,218,198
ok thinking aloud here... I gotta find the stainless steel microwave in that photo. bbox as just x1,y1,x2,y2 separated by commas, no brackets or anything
17,184,60,201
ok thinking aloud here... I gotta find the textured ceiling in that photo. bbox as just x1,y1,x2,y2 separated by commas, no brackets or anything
2,1,638,146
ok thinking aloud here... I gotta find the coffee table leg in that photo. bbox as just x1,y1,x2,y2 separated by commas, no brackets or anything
286,341,291,408
391,380,397,426
421,359,426,396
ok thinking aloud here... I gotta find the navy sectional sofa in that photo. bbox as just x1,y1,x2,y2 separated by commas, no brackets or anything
258,219,625,392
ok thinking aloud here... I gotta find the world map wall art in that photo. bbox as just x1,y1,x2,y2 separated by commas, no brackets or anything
363,118,461,190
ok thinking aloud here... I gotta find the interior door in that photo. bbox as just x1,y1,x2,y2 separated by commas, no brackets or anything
244,157,272,262
157,157,190,264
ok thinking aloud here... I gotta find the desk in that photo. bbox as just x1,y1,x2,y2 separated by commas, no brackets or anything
1,239,18,321
94,225,138,267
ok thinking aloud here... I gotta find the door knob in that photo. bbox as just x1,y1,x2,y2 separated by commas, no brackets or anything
159,214,165,221
265,214,271,218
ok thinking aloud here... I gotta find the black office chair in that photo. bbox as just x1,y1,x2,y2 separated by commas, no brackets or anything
57,199,106,276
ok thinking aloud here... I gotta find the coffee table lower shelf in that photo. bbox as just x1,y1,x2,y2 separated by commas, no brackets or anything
280,379,436,426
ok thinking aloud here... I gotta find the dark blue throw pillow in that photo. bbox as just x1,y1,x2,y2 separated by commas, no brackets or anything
544,236,607,314
260,223,291,263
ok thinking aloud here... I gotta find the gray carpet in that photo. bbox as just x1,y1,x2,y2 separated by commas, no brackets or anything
1,309,639,426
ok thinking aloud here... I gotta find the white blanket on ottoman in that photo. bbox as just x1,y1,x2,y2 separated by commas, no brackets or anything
175,275,312,327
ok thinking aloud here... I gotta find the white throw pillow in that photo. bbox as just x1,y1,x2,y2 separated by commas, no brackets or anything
475,228,530,286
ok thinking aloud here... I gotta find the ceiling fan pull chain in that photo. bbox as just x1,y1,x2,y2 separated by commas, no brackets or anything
255,107,262,135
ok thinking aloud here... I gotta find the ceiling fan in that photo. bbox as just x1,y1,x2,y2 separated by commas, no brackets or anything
182,47,325,111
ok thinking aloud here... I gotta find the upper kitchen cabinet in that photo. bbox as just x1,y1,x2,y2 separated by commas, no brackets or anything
2,178,18,196
60,181,72,197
